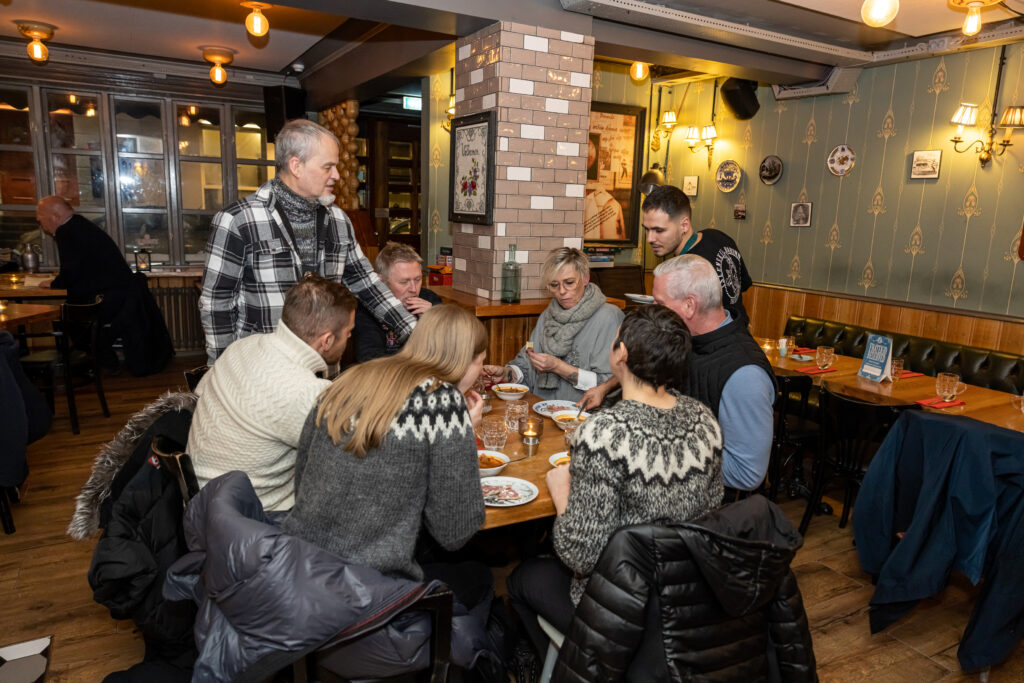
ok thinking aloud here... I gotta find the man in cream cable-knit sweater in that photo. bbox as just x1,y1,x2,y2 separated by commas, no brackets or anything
187,276,356,511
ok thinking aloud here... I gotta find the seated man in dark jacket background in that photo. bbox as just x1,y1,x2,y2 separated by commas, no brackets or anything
352,242,441,363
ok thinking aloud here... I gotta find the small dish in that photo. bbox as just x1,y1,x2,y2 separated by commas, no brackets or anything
715,160,742,192
549,451,570,468
492,383,530,400
477,450,510,477
481,476,539,507
790,353,813,362
533,400,578,417
551,409,590,430
827,145,856,176
625,293,655,304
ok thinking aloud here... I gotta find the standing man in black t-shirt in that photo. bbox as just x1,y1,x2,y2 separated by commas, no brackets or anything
642,185,752,316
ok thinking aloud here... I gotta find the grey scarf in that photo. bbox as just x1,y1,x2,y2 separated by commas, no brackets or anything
536,283,606,390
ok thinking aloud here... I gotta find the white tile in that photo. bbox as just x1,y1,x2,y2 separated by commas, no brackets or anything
499,137,509,151
461,224,473,233
556,141,579,156
531,196,553,210
455,88,465,103
455,257,467,271
507,166,531,181
497,222,506,236
545,98,569,114
476,287,490,298
482,93,496,109
564,237,583,249
561,31,584,43
458,44,471,61
478,235,491,249
570,72,591,88
521,124,545,139
523,35,548,52
470,69,483,85
509,78,534,95
566,184,584,197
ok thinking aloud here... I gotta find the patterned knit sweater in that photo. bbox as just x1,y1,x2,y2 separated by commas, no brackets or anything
282,379,485,581
554,390,723,605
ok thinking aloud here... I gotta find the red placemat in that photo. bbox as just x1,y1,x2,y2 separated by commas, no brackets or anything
898,371,924,379
792,347,815,354
797,366,836,375
916,397,966,408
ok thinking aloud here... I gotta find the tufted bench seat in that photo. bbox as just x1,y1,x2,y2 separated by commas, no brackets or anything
783,315,1024,396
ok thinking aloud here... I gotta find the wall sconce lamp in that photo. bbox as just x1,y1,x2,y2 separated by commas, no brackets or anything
949,46,1021,166
682,124,718,168
15,20,56,63
441,67,456,133
200,46,236,85
649,110,677,151
241,2,271,37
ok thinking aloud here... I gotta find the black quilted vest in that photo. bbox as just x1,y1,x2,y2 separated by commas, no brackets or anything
685,309,776,417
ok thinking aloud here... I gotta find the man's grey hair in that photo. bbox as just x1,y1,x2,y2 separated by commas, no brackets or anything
274,119,339,173
541,247,589,284
653,254,722,313
375,241,423,283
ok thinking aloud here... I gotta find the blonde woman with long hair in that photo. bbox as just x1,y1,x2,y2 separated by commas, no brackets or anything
283,304,487,581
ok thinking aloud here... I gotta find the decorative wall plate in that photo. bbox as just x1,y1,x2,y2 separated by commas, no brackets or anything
759,155,783,185
715,160,742,192
827,145,856,176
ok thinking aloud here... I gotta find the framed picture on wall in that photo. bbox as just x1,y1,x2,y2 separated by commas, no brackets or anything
584,102,647,246
683,176,699,196
910,150,941,179
790,202,812,227
448,110,496,225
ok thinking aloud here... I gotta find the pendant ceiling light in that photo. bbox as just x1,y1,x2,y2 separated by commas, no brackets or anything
949,0,1000,36
629,62,650,82
200,46,236,85
241,2,271,37
14,20,57,63
860,0,899,27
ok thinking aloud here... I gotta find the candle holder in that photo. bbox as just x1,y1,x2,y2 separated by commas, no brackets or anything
519,416,543,446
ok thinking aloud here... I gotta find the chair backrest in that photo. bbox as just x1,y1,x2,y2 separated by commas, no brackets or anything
818,385,907,477
184,364,210,392
59,296,104,351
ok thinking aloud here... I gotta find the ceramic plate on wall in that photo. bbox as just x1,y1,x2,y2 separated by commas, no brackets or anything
759,155,783,185
827,145,856,176
715,160,742,192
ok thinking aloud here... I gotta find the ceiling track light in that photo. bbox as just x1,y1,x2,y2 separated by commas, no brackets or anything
241,2,271,37
14,20,57,63
200,46,236,85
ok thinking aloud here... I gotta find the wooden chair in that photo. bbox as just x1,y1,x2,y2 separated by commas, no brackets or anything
20,297,110,434
767,373,816,502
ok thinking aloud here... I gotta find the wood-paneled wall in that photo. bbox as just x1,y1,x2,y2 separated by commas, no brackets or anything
745,284,1024,355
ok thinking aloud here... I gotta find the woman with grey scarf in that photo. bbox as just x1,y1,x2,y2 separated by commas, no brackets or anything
484,248,623,402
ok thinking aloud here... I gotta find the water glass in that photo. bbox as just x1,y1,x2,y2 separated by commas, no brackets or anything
505,399,528,432
890,358,904,382
936,372,966,402
815,346,834,370
778,336,795,357
563,421,581,453
479,417,508,450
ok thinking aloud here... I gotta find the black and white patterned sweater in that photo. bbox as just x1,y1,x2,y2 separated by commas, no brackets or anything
554,390,723,605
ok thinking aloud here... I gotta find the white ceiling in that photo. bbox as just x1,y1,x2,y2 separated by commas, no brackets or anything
777,0,1023,39
0,0,346,72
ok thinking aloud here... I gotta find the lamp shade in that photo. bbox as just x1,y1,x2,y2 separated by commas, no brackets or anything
998,105,1024,129
950,103,979,127
861,0,899,27
660,110,677,127
682,126,700,143
701,124,718,141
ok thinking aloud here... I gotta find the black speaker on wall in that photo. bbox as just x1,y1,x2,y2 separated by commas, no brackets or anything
720,78,760,120
263,85,307,141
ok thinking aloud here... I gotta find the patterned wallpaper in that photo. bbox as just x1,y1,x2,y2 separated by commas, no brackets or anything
660,45,1023,318
423,72,452,264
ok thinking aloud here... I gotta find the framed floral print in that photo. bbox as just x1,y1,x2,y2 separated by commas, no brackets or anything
449,110,496,225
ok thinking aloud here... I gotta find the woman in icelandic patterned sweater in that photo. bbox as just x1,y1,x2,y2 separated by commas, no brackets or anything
507,304,724,660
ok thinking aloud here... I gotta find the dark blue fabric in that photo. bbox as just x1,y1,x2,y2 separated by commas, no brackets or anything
853,410,1024,671
0,331,50,486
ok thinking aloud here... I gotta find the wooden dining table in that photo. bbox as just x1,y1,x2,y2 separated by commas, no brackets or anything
0,280,67,302
0,303,61,330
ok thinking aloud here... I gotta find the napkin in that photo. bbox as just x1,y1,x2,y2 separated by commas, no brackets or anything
797,367,835,375
915,397,966,408
898,371,924,379
793,347,815,354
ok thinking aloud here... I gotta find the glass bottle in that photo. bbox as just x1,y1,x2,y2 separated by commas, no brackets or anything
501,244,521,303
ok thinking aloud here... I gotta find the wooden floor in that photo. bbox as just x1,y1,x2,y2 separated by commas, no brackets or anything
2,355,1021,681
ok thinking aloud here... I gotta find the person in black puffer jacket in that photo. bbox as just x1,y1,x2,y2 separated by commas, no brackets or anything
552,495,816,682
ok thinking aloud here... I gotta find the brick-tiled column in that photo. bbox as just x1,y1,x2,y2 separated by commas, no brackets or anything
451,22,594,299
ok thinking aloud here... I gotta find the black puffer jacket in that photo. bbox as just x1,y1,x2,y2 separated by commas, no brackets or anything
553,495,817,682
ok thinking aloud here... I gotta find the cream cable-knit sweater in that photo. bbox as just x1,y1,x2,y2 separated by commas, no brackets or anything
187,321,329,511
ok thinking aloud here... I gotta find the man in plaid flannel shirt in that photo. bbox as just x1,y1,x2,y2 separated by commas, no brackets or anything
199,119,415,363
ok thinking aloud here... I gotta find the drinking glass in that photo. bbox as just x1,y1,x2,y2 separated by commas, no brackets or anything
563,420,581,453
505,399,528,432
935,372,966,402
778,336,795,358
890,358,904,383
815,346,834,370
479,417,508,450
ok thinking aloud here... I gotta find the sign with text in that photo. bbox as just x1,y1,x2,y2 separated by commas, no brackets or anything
858,334,893,382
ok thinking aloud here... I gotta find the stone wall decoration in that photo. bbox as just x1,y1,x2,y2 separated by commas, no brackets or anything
449,110,496,225
318,100,361,212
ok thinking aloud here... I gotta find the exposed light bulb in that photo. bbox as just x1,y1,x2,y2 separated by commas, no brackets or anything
188,105,197,116
210,64,227,85
861,0,899,27
85,105,96,117
179,114,191,126
27,38,48,62
68,94,77,104
245,8,268,37
962,5,982,36
629,62,649,82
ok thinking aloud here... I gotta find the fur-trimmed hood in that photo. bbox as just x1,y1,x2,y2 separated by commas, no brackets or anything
67,391,197,540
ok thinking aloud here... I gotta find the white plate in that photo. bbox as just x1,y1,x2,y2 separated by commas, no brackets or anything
790,353,813,362
827,145,856,176
481,476,539,507
715,160,742,192
625,293,654,304
533,400,578,417
548,451,570,468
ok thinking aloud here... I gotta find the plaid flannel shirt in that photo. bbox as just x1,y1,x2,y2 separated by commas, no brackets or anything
199,181,415,363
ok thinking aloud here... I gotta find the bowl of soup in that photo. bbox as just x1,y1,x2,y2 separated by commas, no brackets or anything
549,451,570,467
551,410,589,430
478,450,510,477
493,383,529,401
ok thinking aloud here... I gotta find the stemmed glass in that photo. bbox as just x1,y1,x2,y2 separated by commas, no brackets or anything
815,346,834,370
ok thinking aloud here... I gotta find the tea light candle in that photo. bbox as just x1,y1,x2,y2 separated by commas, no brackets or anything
519,416,543,445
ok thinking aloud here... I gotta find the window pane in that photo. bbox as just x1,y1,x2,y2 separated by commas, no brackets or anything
53,154,105,209
183,214,213,263
114,99,164,154
0,151,37,205
234,110,269,160
48,92,101,150
237,164,274,197
179,162,222,210
118,158,166,208
0,211,40,266
177,104,221,157
123,213,169,264
0,88,31,145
